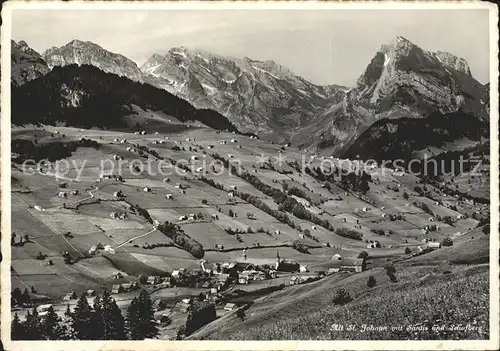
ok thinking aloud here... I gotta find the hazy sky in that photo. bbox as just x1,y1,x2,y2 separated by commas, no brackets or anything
12,9,490,86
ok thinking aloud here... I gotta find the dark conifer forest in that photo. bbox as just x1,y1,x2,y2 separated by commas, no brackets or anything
11,64,238,132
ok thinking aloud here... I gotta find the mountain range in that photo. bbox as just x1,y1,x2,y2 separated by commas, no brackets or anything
11,37,489,161
11,40,50,87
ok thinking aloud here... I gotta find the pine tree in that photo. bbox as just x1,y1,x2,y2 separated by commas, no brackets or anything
367,275,377,288
12,288,22,306
332,288,353,305
101,290,126,340
71,293,93,340
89,294,105,339
64,304,73,319
126,297,139,339
24,308,42,339
41,306,64,340
11,313,26,340
60,304,75,340
126,290,158,340
22,288,31,305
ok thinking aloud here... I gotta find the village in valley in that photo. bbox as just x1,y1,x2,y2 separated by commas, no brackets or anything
10,121,490,339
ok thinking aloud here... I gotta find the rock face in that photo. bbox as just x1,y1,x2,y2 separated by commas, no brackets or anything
11,40,50,86
141,47,347,139
355,36,480,114
296,36,489,160
43,40,143,82
13,37,488,162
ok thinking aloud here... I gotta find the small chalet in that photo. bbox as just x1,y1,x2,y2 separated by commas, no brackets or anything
88,245,97,255
224,303,236,311
238,276,249,284
157,280,172,289
216,273,230,282
62,292,77,301
327,257,364,273
147,276,161,285
112,284,124,294
36,304,53,317
426,241,441,250
152,299,166,311
121,283,134,292
340,258,364,273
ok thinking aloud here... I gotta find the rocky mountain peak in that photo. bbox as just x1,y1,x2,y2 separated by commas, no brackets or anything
13,40,40,56
140,48,348,138
11,40,50,87
354,36,477,112
42,40,143,82
435,50,472,76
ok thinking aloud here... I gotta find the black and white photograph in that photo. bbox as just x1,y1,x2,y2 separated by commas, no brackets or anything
1,1,498,349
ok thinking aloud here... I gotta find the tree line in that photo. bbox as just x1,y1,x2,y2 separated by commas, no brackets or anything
209,153,334,232
12,289,158,340
12,64,238,132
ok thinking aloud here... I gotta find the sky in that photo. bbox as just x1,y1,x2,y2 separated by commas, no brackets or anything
11,9,491,86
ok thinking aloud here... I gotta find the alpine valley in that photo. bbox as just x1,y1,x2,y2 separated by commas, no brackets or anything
12,36,489,162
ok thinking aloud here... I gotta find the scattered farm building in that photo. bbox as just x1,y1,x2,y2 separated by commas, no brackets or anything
238,276,249,284
327,257,364,273
147,276,161,285
171,269,186,278
426,241,442,249
157,280,172,289
88,245,97,255
36,304,53,317
62,292,77,301
224,303,236,311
